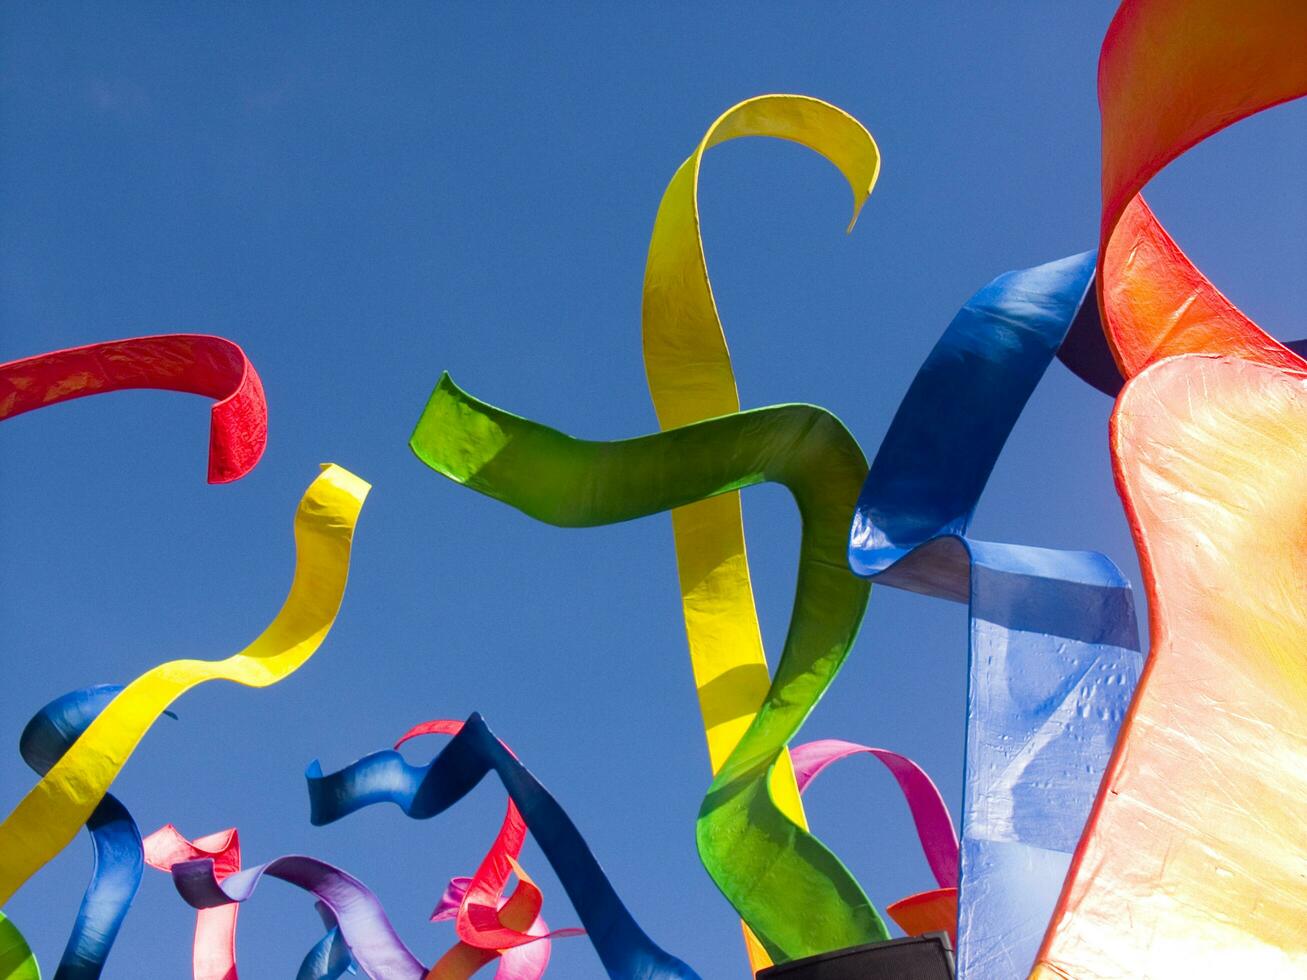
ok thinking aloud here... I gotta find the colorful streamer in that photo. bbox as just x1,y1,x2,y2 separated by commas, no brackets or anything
307,711,700,979
0,912,40,980
296,904,356,980
428,871,554,980
0,463,369,907
1032,2,1307,974
0,334,267,484
848,253,1143,976
18,686,145,979
642,93,880,971
143,826,242,980
173,854,426,979
790,739,959,945
410,375,885,961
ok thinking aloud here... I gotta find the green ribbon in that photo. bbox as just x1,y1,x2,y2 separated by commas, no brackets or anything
411,373,888,960
0,912,40,980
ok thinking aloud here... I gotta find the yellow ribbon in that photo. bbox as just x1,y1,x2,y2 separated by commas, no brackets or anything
0,463,369,906
641,94,880,970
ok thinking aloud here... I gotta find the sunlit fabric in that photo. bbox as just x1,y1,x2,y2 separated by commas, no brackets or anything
642,94,879,974
410,376,888,962
18,686,143,980
296,903,356,980
0,464,369,906
143,825,242,980
307,712,699,979
0,912,39,980
790,739,959,945
848,254,1143,978
428,868,556,980
0,334,266,484
173,853,426,979
1031,2,1307,976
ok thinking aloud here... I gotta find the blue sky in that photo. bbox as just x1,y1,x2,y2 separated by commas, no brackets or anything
1,3,1303,977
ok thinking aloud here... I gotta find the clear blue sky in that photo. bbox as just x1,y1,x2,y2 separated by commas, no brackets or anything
1,3,1303,977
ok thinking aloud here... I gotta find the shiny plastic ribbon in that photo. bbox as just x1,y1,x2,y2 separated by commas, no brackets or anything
17,686,145,980
790,739,960,946
143,826,241,980
0,912,40,980
173,854,426,979
307,711,700,979
642,94,880,971
0,463,369,906
1032,2,1307,974
0,334,267,483
848,253,1143,977
410,376,885,961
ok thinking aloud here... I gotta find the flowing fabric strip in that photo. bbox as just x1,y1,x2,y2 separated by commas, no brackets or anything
0,334,267,483
848,254,1143,978
790,739,960,945
642,93,880,971
0,464,369,906
143,826,241,980
16,686,144,980
296,904,356,980
410,377,884,961
427,869,553,980
173,855,424,980
1034,3,1307,974
307,712,700,979
0,912,40,980
392,721,554,953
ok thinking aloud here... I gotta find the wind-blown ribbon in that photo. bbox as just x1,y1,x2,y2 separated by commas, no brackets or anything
0,334,267,483
642,94,880,972
307,712,700,979
390,720,582,974
173,855,425,979
410,375,884,961
848,253,1143,977
17,686,146,979
143,826,242,980
0,463,369,906
1032,2,1307,974
296,904,356,980
0,912,40,980
790,740,959,944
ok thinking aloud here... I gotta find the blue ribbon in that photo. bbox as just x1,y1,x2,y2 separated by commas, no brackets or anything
307,712,701,980
848,252,1144,976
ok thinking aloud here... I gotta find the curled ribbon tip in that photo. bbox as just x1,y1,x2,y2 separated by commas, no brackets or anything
0,463,368,907
0,334,267,483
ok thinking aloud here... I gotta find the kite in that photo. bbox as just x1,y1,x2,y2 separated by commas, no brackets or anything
642,93,880,972
0,463,369,907
1031,0,1307,974
307,712,698,978
0,334,267,484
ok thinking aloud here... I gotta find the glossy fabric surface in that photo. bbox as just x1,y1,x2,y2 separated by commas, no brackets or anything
0,334,266,483
848,255,1142,978
0,464,369,906
307,712,699,979
18,687,144,980
428,872,554,980
0,912,40,980
1033,3,1307,975
295,904,355,980
143,825,242,980
173,854,425,979
411,376,888,961
642,95,879,972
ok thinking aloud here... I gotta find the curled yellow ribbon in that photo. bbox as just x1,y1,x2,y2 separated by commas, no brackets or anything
0,463,370,905
642,94,880,970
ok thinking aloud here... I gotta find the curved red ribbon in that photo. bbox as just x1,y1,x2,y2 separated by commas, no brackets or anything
0,334,267,483
143,824,242,980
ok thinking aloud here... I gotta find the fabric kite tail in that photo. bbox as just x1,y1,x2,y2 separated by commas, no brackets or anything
410,378,886,961
308,712,700,979
296,902,356,980
18,686,145,980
